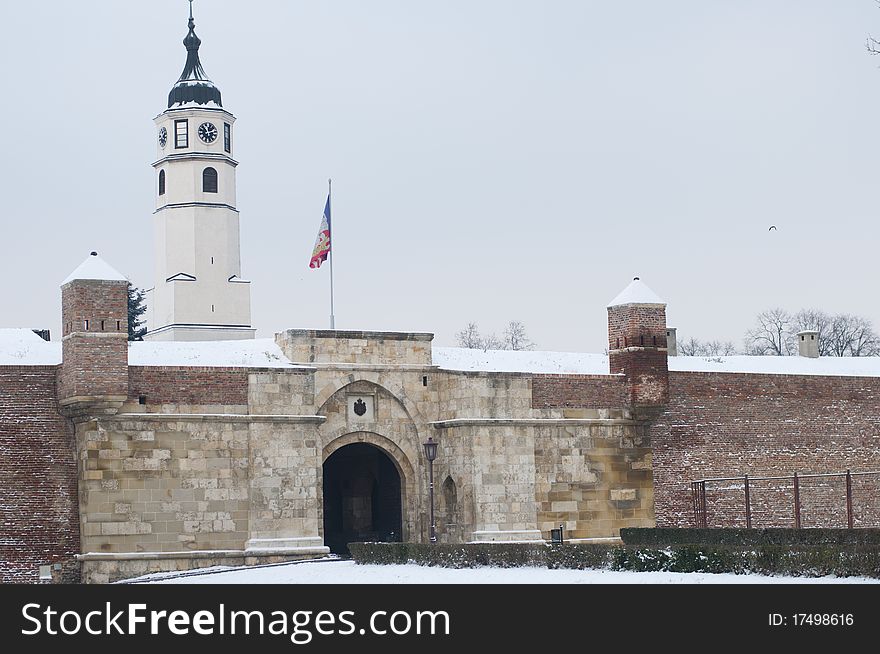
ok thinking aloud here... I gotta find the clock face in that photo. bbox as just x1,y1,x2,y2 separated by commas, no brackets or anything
198,122,218,144
158,127,168,148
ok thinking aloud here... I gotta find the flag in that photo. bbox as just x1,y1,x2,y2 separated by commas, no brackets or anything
309,195,331,269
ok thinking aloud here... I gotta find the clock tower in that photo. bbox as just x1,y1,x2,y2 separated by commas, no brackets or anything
145,3,255,341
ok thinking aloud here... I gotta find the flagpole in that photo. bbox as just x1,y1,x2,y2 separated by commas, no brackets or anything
328,178,335,330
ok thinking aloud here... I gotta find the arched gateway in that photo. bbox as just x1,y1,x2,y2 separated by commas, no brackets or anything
322,442,403,556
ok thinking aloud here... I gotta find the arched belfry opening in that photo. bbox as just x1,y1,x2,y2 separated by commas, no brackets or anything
323,443,402,556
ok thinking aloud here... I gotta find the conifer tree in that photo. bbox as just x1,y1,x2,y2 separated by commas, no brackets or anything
128,284,148,341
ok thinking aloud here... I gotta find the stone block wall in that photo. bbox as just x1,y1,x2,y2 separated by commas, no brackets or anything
467,424,541,538
277,329,433,366
77,417,251,555
434,371,534,419
248,369,315,415
247,421,322,541
534,422,653,539
0,366,80,583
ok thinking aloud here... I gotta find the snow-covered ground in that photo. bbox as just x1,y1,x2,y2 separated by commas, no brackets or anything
138,560,878,585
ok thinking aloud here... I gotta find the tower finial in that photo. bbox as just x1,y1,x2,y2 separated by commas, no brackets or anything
168,0,222,107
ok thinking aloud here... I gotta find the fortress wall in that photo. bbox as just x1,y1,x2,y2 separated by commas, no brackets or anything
531,374,628,409
534,422,653,539
76,416,251,583
128,366,249,410
0,366,80,583
651,371,880,528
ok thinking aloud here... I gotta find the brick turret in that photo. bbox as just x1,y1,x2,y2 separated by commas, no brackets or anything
59,253,130,416
607,277,669,408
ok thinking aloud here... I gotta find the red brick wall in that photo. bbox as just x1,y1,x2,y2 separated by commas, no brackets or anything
0,366,80,583
61,280,128,339
531,374,627,408
607,304,667,352
129,367,249,406
651,371,880,529
60,280,129,400
607,304,669,407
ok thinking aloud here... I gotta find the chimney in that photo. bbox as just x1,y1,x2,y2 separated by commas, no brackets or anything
666,327,678,357
797,330,819,358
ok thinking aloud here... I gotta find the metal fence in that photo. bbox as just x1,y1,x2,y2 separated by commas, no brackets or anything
691,470,880,529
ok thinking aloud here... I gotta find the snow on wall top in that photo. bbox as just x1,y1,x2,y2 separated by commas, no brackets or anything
128,339,301,368
61,253,128,286
433,347,611,375
607,278,665,307
3,328,880,378
667,355,880,377
434,347,880,378
0,329,61,365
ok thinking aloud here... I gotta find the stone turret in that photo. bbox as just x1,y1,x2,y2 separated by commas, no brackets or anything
607,277,669,408
59,252,130,416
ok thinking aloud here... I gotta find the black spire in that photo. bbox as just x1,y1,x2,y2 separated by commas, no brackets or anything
168,1,223,108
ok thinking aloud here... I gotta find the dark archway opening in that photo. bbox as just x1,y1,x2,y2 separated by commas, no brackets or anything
323,443,402,557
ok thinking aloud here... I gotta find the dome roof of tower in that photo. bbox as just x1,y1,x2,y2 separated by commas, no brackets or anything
61,252,128,286
607,277,666,307
168,12,222,108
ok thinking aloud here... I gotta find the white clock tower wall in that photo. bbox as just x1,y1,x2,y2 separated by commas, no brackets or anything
145,10,254,342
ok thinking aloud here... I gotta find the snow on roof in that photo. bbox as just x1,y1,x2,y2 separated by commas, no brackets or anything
128,338,301,368
433,347,610,375
0,329,61,365
607,278,665,307
61,253,128,286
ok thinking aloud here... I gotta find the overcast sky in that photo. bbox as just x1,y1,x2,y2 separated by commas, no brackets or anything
2,1,880,352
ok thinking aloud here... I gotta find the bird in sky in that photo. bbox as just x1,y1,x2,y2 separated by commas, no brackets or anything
768,225,777,231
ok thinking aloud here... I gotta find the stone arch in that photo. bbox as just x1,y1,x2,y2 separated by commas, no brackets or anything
315,375,426,427
322,431,417,545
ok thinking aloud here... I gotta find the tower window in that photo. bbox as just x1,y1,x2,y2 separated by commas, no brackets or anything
224,123,231,153
175,120,188,149
158,170,166,196
203,167,218,193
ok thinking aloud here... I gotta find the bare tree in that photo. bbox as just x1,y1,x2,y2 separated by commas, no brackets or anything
503,321,535,351
678,336,702,356
847,316,880,356
456,321,535,351
480,332,504,352
455,322,503,351
744,308,794,356
456,323,483,349
704,340,738,356
828,314,880,357
743,308,879,357
678,336,737,357
869,0,880,55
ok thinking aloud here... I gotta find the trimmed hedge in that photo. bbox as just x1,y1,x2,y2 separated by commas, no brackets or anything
620,528,880,547
348,541,880,578
347,543,550,568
